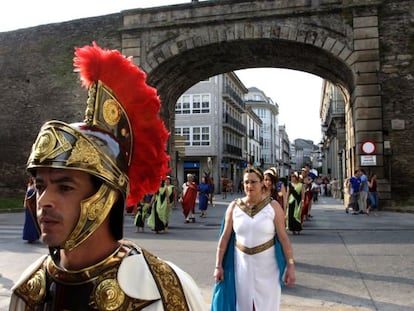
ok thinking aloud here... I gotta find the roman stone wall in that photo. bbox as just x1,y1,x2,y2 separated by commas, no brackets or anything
378,0,414,207
0,15,122,195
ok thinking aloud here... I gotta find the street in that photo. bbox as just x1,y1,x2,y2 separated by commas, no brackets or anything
1,195,413,311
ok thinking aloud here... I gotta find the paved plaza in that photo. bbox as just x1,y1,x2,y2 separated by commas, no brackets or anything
0,194,413,311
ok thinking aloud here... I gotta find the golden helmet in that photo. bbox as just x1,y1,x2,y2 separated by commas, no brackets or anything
27,42,170,250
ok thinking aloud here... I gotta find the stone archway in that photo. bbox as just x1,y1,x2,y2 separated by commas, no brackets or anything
120,0,388,203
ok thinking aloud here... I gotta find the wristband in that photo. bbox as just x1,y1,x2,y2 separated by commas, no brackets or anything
288,258,295,265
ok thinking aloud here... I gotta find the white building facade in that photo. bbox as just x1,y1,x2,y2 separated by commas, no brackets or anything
244,87,281,169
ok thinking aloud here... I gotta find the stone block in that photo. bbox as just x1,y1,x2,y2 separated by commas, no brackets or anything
354,38,379,50
355,131,383,143
354,27,379,40
279,25,290,40
345,51,358,66
353,84,381,97
322,37,336,51
353,16,378,28
355,72,379,85
331,41,345,56
353,96,381,108
122,38,139,49
354,61,380,73
356,50,380,62
338,47,352,61
355,119,383,131
355,107,382,119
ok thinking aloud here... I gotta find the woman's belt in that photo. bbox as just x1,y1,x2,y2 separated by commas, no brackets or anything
236,238,274,255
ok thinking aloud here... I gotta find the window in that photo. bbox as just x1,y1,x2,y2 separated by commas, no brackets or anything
201,127,210,145
175,101,182,114
192,126,210,146
176,94,210,114
176,126,210,146
201,95,210,113
193,95,201,113
182,95,191,114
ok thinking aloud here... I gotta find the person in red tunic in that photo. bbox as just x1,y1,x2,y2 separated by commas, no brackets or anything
301,176,313,224
181,174,198,223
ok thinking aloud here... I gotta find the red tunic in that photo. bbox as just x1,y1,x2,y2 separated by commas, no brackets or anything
182,181,198,217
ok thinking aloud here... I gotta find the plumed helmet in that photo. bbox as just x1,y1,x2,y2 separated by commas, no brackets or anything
27,42,170,250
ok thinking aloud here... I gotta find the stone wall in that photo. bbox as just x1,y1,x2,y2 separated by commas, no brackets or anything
0,15,122,196
379,0,414,208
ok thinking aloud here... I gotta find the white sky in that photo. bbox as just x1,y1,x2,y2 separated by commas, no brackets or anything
1,0,323,143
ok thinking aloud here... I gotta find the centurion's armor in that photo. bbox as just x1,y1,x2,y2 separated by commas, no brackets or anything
9,43,206,311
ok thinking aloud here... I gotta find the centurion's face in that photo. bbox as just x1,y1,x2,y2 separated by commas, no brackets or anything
34,168,96,247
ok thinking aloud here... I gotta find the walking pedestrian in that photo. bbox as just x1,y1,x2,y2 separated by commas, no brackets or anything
263,167,287,210
198,176,211,217
147,180,170,233
165,176,177,210
211,167,296,310
286,172,304,235
181,173,198,223
301,176,313,224
367,173,379,216
133,197,148,233
358,168,369,214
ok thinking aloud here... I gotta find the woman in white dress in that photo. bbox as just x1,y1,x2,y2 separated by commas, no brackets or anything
212,167,296,311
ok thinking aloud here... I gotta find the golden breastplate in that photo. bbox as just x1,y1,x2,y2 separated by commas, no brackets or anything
14,245,158,310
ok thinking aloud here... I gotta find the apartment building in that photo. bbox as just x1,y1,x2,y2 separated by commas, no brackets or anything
174,73,248,192
244,87,281,169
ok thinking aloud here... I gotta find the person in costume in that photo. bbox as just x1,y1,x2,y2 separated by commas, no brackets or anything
198,176,211,218
9,42,207,311
147,180,170,233
165,176,177,210
263,167,287,210
134,197,149,232
181,174,198,223
300,176,313,224
22,177,40,243
211,167,296,311
286,171,305,235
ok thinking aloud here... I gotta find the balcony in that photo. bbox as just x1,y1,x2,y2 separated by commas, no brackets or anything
224,144,242,157
223,85,245,111
223,113,246,134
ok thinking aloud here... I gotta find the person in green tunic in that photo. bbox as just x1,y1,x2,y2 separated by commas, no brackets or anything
134,196,150,232
286,172,305,235
147,180,170,233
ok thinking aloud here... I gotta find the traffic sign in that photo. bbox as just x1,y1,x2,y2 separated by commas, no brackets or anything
361,140,376,155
